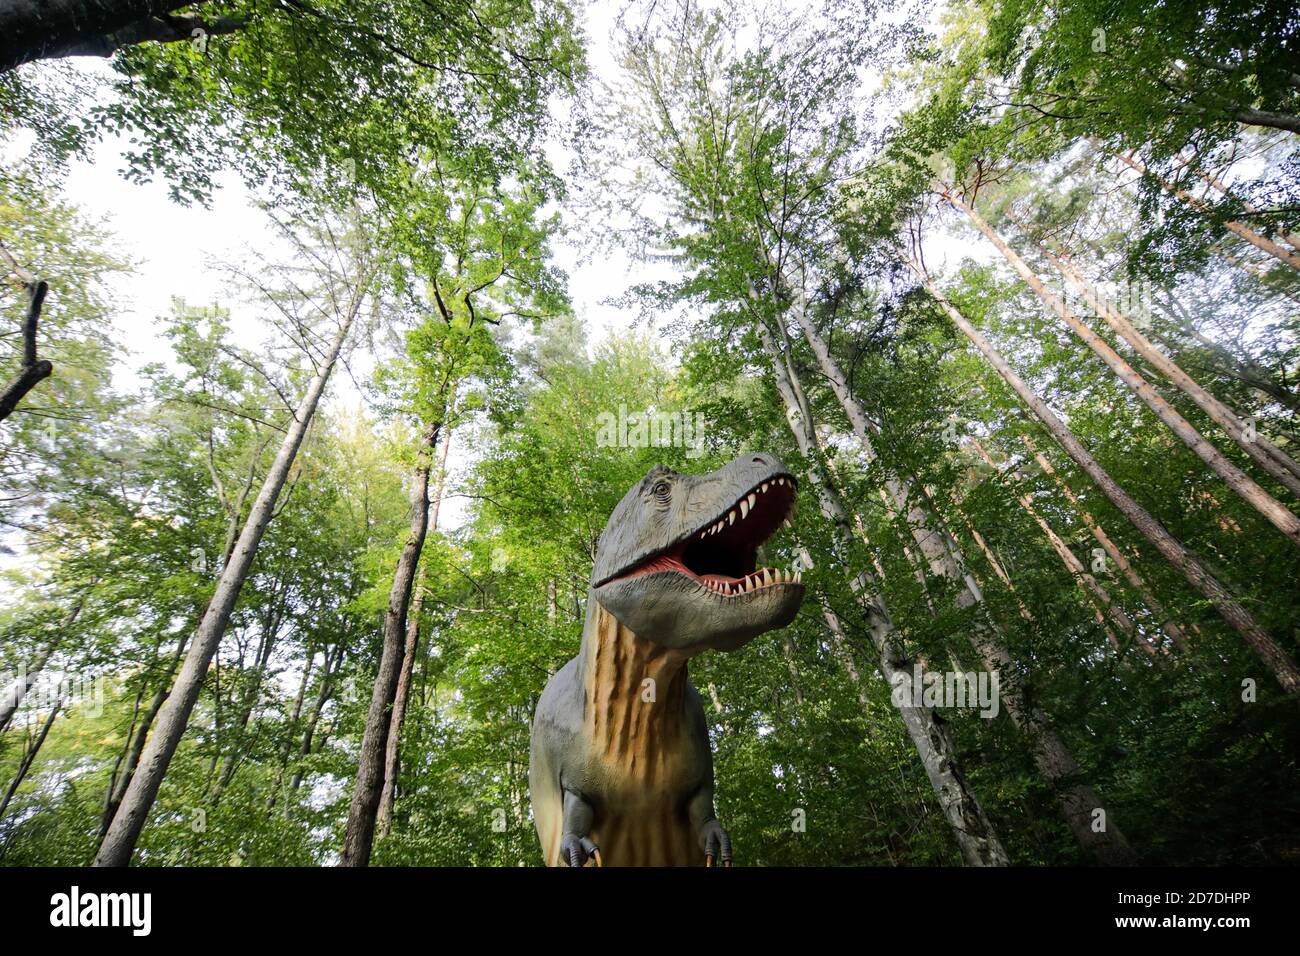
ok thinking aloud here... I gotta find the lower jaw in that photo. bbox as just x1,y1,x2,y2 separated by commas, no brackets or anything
612,556,797,598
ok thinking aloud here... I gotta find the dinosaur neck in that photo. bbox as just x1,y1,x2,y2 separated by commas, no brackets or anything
581,600,690,771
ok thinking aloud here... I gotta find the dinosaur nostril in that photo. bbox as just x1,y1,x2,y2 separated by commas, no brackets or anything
751,455,767,466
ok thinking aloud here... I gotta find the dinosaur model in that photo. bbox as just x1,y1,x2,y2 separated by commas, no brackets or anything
529,452,805,866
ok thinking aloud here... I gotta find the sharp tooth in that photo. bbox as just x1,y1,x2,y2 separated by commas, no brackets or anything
761,482,769,493
783,517,792,529
764,569,773,586
740,500,749,518
795,571,801,583
780,569,788,583
747,493,756,510
728,511,736,525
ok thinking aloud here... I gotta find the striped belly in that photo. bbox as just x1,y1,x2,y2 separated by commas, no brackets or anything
590,805,702,867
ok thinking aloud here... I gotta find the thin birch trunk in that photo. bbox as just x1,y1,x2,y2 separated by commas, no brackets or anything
376,411,455,838
98,632,190,839
758,322,1009,866
340,418,440,866
0,594,88,732
907,255,1300,696
0,644,53,734
95,285,365,867
266,651,315,812
947,497,1036,623
943,188,1300,549
972,440,1155,658
288,644,344,801
1022,434,1190,649
1150,297,1300,415
209,622,280,805
1116,153,1300,272
771,262,1136,860
1181,156,1300,250
1045,247,1300,494
0,702,60,820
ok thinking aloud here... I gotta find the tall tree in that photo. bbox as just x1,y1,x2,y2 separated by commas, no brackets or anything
94,213,380,866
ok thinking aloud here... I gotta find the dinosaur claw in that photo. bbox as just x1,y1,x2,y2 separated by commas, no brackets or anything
701,820,732,867
561,833,601,867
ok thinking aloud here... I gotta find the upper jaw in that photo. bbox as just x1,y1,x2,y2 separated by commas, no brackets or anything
597,471,801,592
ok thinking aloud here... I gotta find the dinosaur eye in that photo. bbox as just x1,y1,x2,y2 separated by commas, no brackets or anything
652,480,671,499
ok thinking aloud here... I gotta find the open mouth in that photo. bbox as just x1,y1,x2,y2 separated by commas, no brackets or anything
603,475,802,598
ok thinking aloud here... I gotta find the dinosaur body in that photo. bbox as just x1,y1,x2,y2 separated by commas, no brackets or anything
530,453,805,867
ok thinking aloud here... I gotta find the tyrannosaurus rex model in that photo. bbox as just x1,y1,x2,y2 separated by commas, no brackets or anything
529,452,805,866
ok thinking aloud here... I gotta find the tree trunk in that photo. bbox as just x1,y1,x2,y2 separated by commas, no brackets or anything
944,189,1300,549
758,322,1009,866
209,619,280,805
1181,156,1300,250
266,651,315,812
0,702,60,821
1150,296,1300,415
947,497,1036,623
0,590,89,733
340,418,440,866
972,440,1155,658
1233,108,1300,136
97,632,190,840
1045,247,1300,495
376,411,455,838
774,264,1136,861
1116,153,1300,272
0,0,246,72
287,644,344,801
907,256,1300,697
1023,434,1190,649
94,293,364,867
0,643,53,733
0,244,52,423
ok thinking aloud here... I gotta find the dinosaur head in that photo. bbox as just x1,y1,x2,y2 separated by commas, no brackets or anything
591,452,805,653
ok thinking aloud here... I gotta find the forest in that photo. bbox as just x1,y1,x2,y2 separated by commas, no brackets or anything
0,0,1297,869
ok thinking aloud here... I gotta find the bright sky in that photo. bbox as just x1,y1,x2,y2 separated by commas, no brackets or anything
29,2,666,533
16,1,964,537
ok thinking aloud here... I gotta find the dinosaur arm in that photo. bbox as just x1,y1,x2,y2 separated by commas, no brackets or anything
687,778,732,865
561,784,595,835
559,783,600,867
686,777,717,832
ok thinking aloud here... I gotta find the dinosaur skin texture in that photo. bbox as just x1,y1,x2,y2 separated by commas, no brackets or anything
529,452,805,866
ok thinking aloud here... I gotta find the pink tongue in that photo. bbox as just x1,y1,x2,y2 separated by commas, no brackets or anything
629,554,690,578
626,554,750,585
